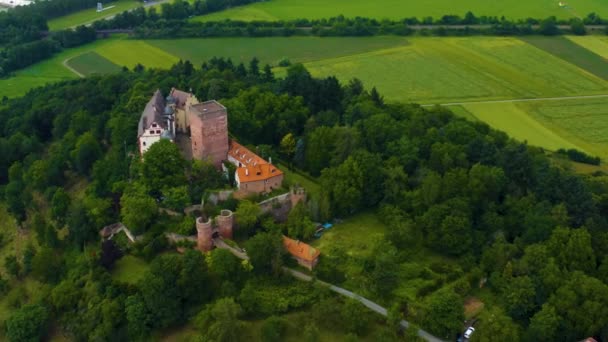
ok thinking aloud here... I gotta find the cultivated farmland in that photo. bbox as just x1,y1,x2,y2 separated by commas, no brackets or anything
193,0,608,22
301,37,608,103
65,51,122,76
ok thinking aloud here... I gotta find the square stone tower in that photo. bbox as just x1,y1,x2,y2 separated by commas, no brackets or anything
188,101,229,169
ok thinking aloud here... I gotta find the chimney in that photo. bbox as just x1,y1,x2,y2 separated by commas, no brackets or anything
269,157,272,164
245,169,249,176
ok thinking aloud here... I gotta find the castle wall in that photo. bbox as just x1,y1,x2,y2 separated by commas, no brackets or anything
196,217,213,252
189,109,229,169
238,174,284,194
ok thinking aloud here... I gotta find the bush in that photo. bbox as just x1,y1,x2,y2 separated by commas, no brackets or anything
556,148,600,165
260,316,288,342
5,304,49,342
278,58,291,67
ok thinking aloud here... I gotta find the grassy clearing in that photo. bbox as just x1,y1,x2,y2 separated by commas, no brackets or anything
303,37,608,103
111,255,149,284
311,211,385,258
193,0,606,22
66,51,122,76
566,35,608,59
521,36,608,80
147,36,409,66
48,0,142,30
449,105,478,122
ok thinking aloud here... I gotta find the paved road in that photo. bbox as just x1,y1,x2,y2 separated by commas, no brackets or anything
420,94,608,107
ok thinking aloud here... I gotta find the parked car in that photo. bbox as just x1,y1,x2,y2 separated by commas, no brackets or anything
464,327,475,339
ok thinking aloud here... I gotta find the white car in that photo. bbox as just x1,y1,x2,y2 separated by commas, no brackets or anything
464,327,475,339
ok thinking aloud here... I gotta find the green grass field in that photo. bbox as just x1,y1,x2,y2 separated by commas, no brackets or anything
567,35,608,59
65,51,122,76
48,0,142,30
111,255,149,284
193,0,607,22
146,36,409,66
302,37,608,104
522,36,608,80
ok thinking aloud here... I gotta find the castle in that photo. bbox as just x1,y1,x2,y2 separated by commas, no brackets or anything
137,88,283,194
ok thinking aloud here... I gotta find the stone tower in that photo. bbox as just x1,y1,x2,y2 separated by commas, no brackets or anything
188,100,229,169
216,209,234,240
196,217,213,252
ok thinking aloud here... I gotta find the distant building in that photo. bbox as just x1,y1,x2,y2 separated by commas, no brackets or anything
137,88,282,194
283,236,320,270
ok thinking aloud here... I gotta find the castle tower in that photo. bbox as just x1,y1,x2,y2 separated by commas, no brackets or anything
216,209,234,240
188,101,229,169
196,217,213,252
290,186,307,208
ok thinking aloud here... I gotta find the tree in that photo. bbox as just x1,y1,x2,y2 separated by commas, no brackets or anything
204,298,245,342
100,240,123,270
341,299,370,335
503,275,537,320
51,188,70,225
141,139,187,191
5,304,49,342
31,247,63,283
260,316,287,342
286,202,314,240
280,133,296,162
4,255,20,278
570,18,586,35
120,183,158,234
235,200,261,237
244,231,284,275
538,16,559,35
162,186,190,210
71,132,102,175
471,306,520,342
526,304,560,342
421,288,464,339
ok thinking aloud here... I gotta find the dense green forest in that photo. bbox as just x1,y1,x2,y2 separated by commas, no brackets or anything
1,60,608,341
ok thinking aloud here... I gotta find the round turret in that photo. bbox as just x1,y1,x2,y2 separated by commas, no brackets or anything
196,217,213,252
217,210,234,240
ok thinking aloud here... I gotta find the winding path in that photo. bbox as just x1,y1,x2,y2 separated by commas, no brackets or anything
215,239,445,342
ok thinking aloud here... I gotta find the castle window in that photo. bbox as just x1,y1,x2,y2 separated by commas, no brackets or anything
156,130,161,134
152,123,157,128
143,142,146,146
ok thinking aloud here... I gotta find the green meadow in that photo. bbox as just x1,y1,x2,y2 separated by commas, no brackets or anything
65,51,122,76
193,0,607,22
47,0,142,30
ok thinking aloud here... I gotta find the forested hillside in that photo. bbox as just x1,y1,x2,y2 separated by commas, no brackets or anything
0,60,607,341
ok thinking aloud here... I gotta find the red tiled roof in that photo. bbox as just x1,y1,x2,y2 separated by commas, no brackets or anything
283,236,320,262
228,141,283,183
169,88,194,110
